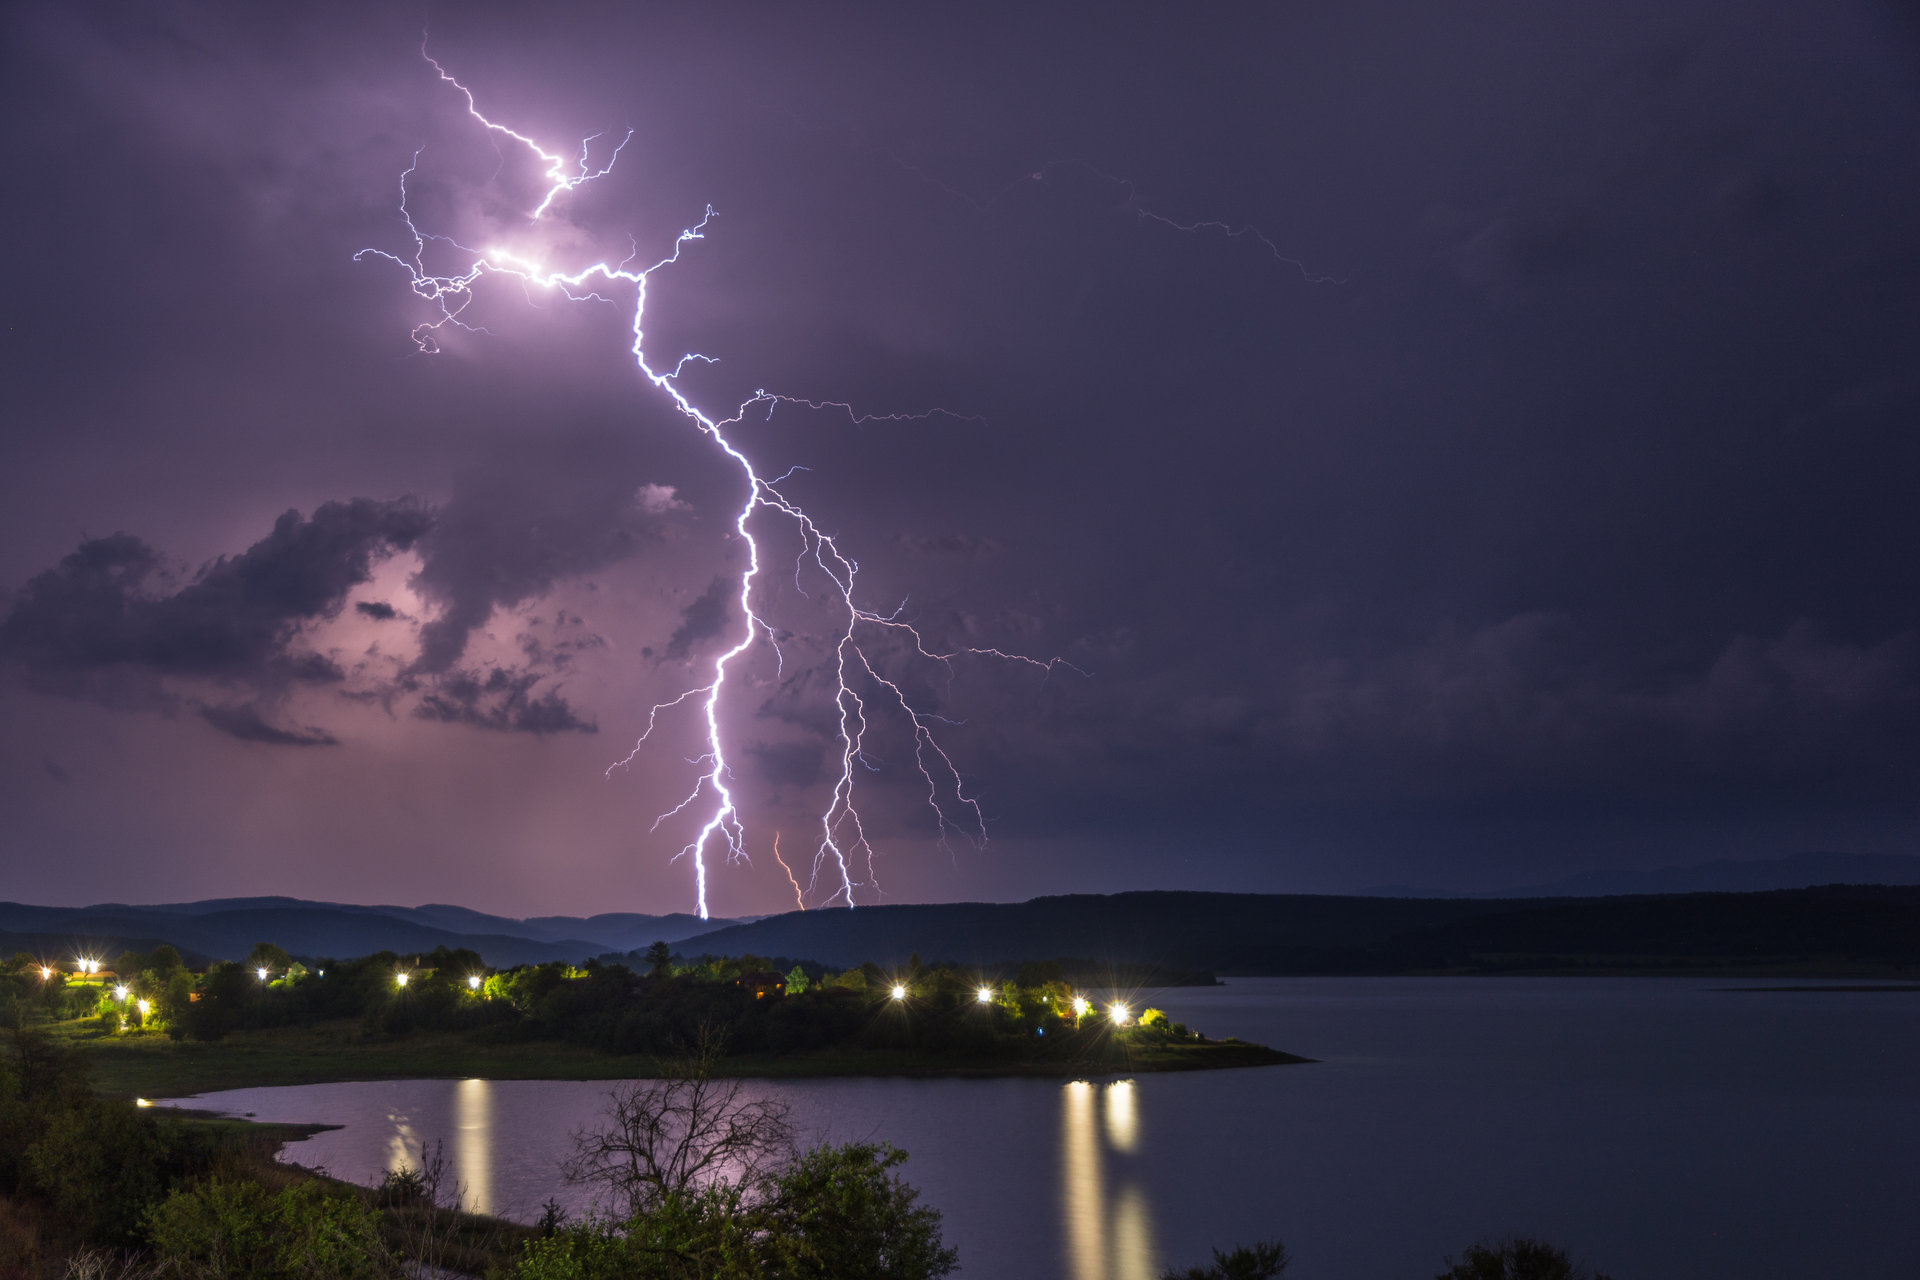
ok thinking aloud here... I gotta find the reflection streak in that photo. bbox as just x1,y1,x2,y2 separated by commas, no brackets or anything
456,1077,492,1215
1061,1079,1158,1279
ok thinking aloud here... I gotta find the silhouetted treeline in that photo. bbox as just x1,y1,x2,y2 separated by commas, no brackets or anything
2,946,1228,1068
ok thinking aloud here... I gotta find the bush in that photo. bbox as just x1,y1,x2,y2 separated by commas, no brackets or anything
1436,1237,1613,1280
1161,1241,1290,1280
145,1179,397,1280
758,1142,957,1280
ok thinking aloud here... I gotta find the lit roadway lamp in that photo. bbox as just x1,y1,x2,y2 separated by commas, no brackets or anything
1071,996,1090,1018
396,972,410,988
113,985,129,1001
468,975,482,991
136,999,151,1017
976,986,994,1004
39,967,51,981
257,968,269,982
1108,1002,1131,1026
890,984,907,1001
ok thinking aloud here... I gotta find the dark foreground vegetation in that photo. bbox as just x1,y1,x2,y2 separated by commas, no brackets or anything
1,944,1298,1097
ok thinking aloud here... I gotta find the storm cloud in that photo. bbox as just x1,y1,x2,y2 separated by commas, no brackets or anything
0,499,429,704
3,1,1917,913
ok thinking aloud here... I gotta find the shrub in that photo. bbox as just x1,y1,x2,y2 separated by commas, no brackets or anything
757,1143,957,1280
1161,1240,1289,1280
145,1179,397,1280
1436,1237,1613,1280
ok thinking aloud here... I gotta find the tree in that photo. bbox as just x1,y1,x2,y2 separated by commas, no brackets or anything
1436,1238,1613,1280
783,965,810,996
1161,1241,1289,1280
564,1029,795,1217
644,941,676,977
244,942,292,976
759,1142,957,1280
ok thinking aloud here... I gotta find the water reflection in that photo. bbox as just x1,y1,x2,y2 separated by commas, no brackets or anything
456,1078,492,1215
1062,1080,1158,1280
384,1108,415,1178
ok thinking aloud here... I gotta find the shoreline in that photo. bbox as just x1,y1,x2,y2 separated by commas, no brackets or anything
66,1022,1308,1099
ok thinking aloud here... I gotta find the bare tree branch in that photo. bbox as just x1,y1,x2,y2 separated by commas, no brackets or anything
563,1024,795,1219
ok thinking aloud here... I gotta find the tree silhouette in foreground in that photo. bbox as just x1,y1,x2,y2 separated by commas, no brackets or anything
1161,1240,1290,1279
1436,1237,1614,1280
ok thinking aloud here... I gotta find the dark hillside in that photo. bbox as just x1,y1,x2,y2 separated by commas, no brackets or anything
676,886,1920,974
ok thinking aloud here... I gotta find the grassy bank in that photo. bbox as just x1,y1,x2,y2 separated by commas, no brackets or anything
62,1020,1306,1099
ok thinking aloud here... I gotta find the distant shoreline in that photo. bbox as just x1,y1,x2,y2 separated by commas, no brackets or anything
66,1022,1308,1100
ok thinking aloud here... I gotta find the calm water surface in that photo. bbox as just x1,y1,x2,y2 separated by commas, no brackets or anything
166,978,1920,1279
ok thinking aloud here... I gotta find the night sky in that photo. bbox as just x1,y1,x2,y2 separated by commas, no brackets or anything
4,2,1918,917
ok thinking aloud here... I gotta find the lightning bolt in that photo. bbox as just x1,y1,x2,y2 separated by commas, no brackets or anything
358,50,1077,918
771,833,806,913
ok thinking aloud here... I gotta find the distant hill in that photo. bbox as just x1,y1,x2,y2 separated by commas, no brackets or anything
1360,850,1920,899
1492,850,1920,897
672,886,1920,975
0,899,732,967
11,883,1920,977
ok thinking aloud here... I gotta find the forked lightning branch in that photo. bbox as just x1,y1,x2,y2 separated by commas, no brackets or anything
356,52,1073,918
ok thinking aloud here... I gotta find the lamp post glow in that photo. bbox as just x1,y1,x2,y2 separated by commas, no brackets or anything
113,985,129,1001
468,975,482,991
890,984,907,1001
1108,1002,1131,1026
39,966,51,981
396,972,410,988
136,999,150,1017
976,986,994,1004
1071,996,1090,1018
257,968,269,982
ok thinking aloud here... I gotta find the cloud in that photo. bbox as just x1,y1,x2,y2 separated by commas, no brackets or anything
406,466,686,677
636,484,691,515
198,702,338,747
355,600,398,621
0,498,430,705
662,577,734,664
412,667,597,735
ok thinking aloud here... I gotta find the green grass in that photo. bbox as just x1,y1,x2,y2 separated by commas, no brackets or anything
59,1020,1307,1099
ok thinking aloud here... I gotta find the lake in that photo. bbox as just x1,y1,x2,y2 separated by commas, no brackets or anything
164,977,1920,1279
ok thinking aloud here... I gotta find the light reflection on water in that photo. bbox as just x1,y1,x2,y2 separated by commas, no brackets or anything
456,1078,491,1216
162,978,1920,1280
1064,1080,1156,1280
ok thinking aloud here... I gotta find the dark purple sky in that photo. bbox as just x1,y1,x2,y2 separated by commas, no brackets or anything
4,2,1918,917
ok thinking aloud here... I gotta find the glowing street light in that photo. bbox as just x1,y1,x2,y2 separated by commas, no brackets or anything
39,966,51,981
113,985,129,1001
1108,1002,1131,1026
256,968,269,982
1071,996,1090,1018
468,975,482,991
396,972,410,988
890,984,907,1001
976,986,994,1004
136,999,151,1017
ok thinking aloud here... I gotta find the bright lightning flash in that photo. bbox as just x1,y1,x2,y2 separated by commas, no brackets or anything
358,52,1077,919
